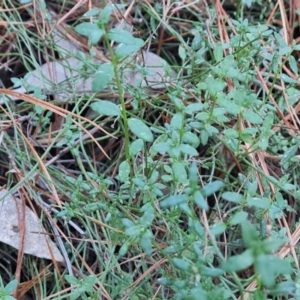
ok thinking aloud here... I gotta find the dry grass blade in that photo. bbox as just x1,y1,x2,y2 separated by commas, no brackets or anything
16,265,53,299
0,89,114,158
122,258,167,300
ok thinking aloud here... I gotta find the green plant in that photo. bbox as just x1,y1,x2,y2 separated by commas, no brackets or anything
64,275,99,300
1,1,300,299
0,279,18,300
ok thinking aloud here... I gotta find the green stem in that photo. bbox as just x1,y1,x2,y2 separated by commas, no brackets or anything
105,41,131,163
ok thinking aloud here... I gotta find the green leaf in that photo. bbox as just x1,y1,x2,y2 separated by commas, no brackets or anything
278,46,291,56
129,139,144,157
179,144,198,156
152,142,171,154
193,220,204,237
261,239,286,253
171,113,184,130
206,76,226,95
255,255,292,287
98,4,118,27
74,23,104,45
125,225,142,237
107,29,138,44
119,242,129,256
201,267,224,277
266,175,279,184
118,161,130,182
160,194,188,208
270,281,295,296
65,275,79,285
4,280,18,294
223,128,238,138
222,249,254,272
191,34,202,51
228,211,248,225
164,244,183,254
281,145,298,165
206,124,218,134
182,132,200,148
178,45,186,61
245,180,258,196
11,77,22,88
122,218,134,228
247,197,270,209
213,107,227,119
172,258,191,271
241,221,260,247
189,122,202,129
172,161,187,183
258,138,268,151
83,8,100,17
200,130,209,145
194,190,209,211
262,29,273,37
242,0,253,8
272,54,279,73
170,95,185,109
196,112,209,121
70,291,81,300
213,42,223,62
222,192,244,203
201,181,223,197
128,118,154,142
261,112,274,133
280,74,297,83
210,222,227,236
243,110,263,124
132,178,146,188
189,162,198,188
140,206,155,227
157,277,171,286
289,55,298,74
179,203,192,215
165,146,177,159
83,275,97,287
240,132,253,143
252,290,265,300
115,40,144,57
140,230,153,256
171,129,180,143
274,32,287,48
185,103,203,115
90,100,120,116
92,63,114,92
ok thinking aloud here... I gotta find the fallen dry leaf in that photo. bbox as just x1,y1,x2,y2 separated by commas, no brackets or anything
0,189,64,262
10,57,95,100
123,50,177,89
